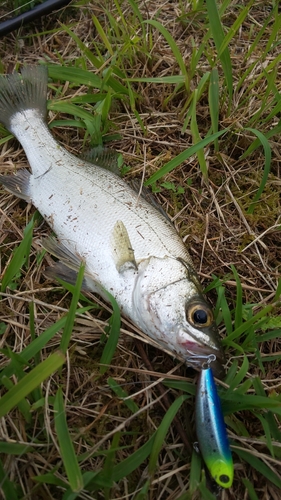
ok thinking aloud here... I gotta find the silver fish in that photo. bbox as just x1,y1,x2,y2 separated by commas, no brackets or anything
0,66,224,373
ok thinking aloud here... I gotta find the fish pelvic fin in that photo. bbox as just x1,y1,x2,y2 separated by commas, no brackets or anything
0,66,48,131
0,169,32,201
111,220,137,273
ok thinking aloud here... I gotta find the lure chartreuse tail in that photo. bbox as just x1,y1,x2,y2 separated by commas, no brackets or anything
195,364,234,488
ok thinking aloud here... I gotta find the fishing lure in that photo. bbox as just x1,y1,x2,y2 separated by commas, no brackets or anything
195,358,233,488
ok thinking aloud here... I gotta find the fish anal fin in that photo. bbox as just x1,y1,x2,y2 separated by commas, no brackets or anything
41,236,82,271
45,261,99,292
42,237,102,293
111,220,137,273
45,262,87,289
0,169,32,201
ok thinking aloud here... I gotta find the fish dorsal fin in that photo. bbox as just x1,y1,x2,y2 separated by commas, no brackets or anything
111,220,137,273
0,169,31,201
83,146,121,176
83,148,172,225
128,179,172,224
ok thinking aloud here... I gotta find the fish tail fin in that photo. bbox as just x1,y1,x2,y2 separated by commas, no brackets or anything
0,66,48,131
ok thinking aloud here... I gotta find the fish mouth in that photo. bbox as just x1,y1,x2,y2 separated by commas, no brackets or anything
179,339,225,378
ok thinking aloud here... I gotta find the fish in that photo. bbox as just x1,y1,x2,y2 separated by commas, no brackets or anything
195,360,233,488
0,66,224,374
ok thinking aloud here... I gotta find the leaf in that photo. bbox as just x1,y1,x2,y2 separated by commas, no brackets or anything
235,448,281,488
148,395,189,474
111,435,155,482
226,355,249,392
1,216,34,291
144,20,188,87
206,0,233,102
54,388,83,492
107,377,139,413
208,68,219,150
1,308,91,381
145,130,228,185
0,458,18,500
99,290,121,374
244,128,271,214
0,351,65,418
60,263,85,354
0,441,33,455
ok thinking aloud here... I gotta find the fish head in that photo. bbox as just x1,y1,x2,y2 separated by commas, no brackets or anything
133,257,224,377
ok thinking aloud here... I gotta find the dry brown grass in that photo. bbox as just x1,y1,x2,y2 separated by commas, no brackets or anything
0,1,281,499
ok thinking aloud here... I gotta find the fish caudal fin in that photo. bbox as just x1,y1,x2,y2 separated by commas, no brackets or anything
0,66,48,131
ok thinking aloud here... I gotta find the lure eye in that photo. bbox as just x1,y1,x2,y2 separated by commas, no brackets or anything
186,303,213,327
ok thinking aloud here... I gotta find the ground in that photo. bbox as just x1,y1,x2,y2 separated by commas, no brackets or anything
0,1,281,499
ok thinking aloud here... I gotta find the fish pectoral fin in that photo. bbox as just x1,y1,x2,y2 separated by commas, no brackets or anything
111,220,137,273
0,170,32,201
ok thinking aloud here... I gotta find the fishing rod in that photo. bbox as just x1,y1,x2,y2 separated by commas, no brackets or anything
0,0,72,38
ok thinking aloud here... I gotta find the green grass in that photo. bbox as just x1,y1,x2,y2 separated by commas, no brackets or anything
1,0,281,498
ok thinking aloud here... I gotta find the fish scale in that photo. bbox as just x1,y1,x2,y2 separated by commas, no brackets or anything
0,65,224,375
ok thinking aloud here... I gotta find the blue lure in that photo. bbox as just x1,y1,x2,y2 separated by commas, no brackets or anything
195,362,233,488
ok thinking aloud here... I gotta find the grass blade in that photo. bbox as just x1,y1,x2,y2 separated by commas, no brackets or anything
145,130,228,185
242,479,259,500
0,351,65,418
99,291,121,374
54,388,83,492
231,265,243,330
1,307,91,381
206,0,233,102
227,355,249,392
218,0,255,57
235,448,281,488
244,128,271,214
189,448,203,494
0,458,18,500
60,263,85,354
0,442,33,454
107,377,139,413
111,436,155,482
190,89,208,180
148,395,189,474
1,215,34,291
208,67,219,150
145,20,189,90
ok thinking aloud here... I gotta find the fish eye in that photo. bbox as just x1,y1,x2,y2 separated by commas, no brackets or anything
186,303,213,327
